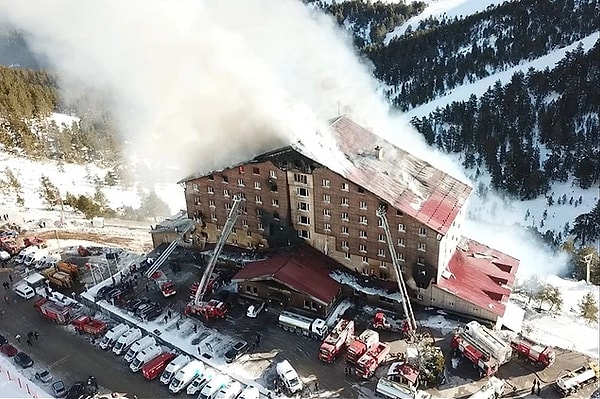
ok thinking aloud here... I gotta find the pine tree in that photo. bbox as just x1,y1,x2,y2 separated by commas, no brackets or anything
578,292,598,323
38,175,60,209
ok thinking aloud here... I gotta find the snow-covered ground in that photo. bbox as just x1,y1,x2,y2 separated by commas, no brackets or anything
0,356,50,398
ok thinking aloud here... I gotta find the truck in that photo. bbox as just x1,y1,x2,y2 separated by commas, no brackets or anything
462,321,512,366
373,311,409,335
42,268,73,289
160,354,190,385
276,360,303,395
168,359,204,393
142,352,176,381
99,323,129,350
319,319,355,363
130,344,162,372
150,270,176,297
450,333,498,377
376,378,432,399
34,298,74,324
124,336,156,363
346,329,380,365
510,337,555,368
554,362,600,397
23,237,47,248
355,341,391,379
468,377,505,399
71,315,108,336
112,328,142,355
278,311,328,340
0,237,21,256
57,261,79,278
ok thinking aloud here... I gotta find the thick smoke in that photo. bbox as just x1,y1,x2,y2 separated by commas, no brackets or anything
0,0,461,182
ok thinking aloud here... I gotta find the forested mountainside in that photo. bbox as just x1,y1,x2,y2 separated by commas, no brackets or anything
311,0,599,246
0,65,120,165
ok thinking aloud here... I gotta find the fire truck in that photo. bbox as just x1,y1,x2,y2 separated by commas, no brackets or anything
451,321,512,377
150,270,177,297
72,315,108,336
373,311,409,335
34,298,75,324
185,196,242,320
319,319,355,363
510,337,555,368
346,329,380,365
355,341,391,379
278,311,328,340
554,362,600,397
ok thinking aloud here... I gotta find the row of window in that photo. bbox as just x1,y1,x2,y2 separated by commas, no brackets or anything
342,252,426,266
210,168,278,179
339,240,426,254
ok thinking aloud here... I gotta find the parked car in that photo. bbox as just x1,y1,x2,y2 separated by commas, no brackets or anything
0,333,7,345
224,341,249,364
51,380,67,398
14,284,36,300
14,352,34,368
65,382,85,399
1,343,18,357
246,302,265,318
95,285,113,301
35,369,53,383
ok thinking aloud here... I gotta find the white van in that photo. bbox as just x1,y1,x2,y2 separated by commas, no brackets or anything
24,248,49,267
198,374,230,399
14,284,36,300
215,380,243,399
99,323,129,350
168,360,204,394
35,254,61,270
130,344,162,372
276,360,302,394
187,368,216,395
124,336,156,363
113,328,142,355
23,272,47,290
161,354,190,385
238,386,260,399
15,247,38,264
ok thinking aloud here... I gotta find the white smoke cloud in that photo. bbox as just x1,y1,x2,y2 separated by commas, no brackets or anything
0,0,463,182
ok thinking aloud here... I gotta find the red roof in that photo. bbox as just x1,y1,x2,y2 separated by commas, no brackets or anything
232,246,341,304
436,238,520,316
322,117,471,235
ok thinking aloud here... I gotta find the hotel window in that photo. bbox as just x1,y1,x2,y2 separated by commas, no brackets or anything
252,167,260,175
210,213,217,221
341,197,349,206
231,227,237,235
359,201,367,210
358,187,365,194
254,181,261,190
323,209,331,217
256,209,262,216
207,186,214,194
298,215,310,225
397,253,405,262
378,218,384,227
241,205,247,214
341,183,349,191
322,179,330,187
323,194,331,203
208,174,214,181
298,230,310,239
225,203,232,211
223,189,230,197
258,223,264,231
344,252,351,260
417,243,427,252
297,202,310,211
247,231,252,237
269,170,277,179
378,234,385,242
359,244,367,253
222,176,229,184
359,216,368,225
270,184,278,193
241,220,248,227
418,227,427,236
273,212,280,220
362,256,369,263
208,200,215,208
397,238,405,247
192,183,199,192
255,195,262,204
359,230,368,239
297,187,309,197
237,178,245,187
194,197,201,205
398,223,406,232
272,199,279,207
324,223,331,232
341,240,349,250
341,226,349,235
396,210,403,217
294,174,308,184
341,212,349,221
377,248,385,257
238,193,246,201
417,256,425,266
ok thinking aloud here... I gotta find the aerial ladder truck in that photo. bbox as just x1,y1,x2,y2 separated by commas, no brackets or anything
185,195,243,320
145,219,195,279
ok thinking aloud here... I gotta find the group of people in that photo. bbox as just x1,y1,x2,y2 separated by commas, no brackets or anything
531,379,543,396
14,331,40,347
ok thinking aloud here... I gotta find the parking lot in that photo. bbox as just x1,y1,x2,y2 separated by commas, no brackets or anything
2,243,599,399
